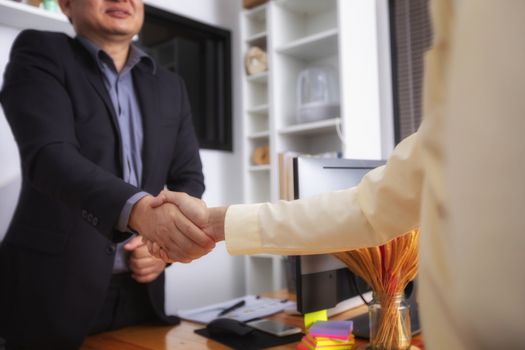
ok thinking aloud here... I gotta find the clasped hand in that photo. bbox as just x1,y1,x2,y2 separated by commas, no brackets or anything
129,190,224,263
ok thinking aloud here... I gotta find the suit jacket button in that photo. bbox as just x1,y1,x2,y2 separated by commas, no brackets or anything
82,209,88,218
87,213,93,222
105,245,116,255
93,217,98,226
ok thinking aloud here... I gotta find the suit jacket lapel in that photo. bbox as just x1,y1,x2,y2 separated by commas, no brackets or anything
133,66,160,191
74,41,124,170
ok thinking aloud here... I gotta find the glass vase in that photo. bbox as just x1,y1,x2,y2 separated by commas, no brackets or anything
369,292,411,350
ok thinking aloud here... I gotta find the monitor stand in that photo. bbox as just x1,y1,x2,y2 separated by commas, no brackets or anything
349,301,421,339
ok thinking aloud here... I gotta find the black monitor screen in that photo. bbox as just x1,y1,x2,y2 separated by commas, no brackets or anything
291,157,385,314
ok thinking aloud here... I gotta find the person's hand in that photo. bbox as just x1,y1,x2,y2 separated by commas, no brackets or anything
141,190,211,262
128,195,215,263
151,190,227,243
150,190,209,228
124,236,166,283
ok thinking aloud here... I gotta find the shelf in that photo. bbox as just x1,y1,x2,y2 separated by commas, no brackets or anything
243,3,266,41
246,31,267,43
244,2,267,19
246,71,268,84
0,0,74,35
246,31,267,49
247,104,269,115
277,28,338,60
275,0,336,15
248,131,270,139
279,118,341,136
248,165,271,172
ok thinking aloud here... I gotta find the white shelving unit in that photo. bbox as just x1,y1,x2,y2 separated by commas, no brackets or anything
0,0,73,35
278,118,341,136
248,164,271,172
241,3,276,295
240,0,394,295
276,29,339,60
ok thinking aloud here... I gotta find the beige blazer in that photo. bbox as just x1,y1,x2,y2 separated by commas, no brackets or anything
225,1,525,348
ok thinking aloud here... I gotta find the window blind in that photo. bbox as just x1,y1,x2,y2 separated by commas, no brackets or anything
390,0,433,143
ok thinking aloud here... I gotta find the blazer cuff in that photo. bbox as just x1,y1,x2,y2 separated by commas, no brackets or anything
225,203,264,255
116,191,150,233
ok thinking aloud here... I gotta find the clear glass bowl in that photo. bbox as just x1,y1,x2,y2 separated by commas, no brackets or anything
296,66,340,123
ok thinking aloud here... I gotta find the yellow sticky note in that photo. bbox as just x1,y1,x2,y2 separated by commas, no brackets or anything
304,309,327,330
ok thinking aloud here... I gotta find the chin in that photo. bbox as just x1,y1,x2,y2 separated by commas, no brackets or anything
105,26,139,38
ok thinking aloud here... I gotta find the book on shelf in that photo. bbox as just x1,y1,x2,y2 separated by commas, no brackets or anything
278,151,299,201
278,151,342,201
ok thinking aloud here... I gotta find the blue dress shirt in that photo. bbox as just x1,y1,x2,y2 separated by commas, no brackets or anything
78,36,155,273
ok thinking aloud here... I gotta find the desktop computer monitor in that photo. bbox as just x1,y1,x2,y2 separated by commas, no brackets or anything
291,156,385,315
290,156,420,338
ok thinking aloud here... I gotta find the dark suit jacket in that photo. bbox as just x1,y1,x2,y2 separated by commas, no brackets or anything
0,30,204,348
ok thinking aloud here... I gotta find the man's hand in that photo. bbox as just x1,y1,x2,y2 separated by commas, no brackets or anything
128,195,215,263
150,190,209,228
151,190,227,243
124,236,166,283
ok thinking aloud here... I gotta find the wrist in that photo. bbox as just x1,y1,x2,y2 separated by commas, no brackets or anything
207,206,227,242
128,195,154,235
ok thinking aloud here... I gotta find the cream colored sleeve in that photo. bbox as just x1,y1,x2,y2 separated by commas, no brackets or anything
225,130,424,256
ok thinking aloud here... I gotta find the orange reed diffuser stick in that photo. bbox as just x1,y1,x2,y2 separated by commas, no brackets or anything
334,229,419,350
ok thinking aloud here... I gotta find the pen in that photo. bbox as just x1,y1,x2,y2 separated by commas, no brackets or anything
217,300,246,316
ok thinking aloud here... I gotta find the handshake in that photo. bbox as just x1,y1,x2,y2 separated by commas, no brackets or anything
128,190,227,263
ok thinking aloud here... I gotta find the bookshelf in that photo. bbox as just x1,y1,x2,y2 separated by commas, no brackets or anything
240,0,394,295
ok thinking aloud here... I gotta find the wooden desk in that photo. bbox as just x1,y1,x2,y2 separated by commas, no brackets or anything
81,290,424,350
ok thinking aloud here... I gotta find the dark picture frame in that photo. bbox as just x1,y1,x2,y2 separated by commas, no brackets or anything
140,5,233,151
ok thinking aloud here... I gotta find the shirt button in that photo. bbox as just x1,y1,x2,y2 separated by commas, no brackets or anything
105,245,116,255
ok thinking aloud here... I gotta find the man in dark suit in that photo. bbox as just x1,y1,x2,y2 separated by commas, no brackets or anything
0,0,215,348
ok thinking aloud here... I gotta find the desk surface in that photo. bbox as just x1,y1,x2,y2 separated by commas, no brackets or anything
81,290,424,350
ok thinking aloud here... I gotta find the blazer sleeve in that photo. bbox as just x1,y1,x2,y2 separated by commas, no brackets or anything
165,75,205,199
225,130,424,255
0,30,139,241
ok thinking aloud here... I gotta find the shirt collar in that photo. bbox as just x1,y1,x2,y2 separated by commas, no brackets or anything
77,36,156,75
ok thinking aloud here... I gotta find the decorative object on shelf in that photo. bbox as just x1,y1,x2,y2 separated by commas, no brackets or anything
296,66,340,124
23,0,42,7
252,145,270,165
245,46,268,76
333,229,419,350
41,0,59,12
243,0,268,10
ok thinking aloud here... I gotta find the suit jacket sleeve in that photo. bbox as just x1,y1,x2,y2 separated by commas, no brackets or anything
0,30,139,241
165,75,205,199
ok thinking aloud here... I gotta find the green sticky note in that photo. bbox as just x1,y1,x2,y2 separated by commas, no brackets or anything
304,309,328,330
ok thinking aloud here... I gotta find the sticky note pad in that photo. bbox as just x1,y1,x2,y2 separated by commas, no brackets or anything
304,309,327,329
308,320,353,340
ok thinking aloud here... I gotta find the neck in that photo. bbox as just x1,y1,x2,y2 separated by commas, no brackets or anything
103,42,130,72
82,33,132,72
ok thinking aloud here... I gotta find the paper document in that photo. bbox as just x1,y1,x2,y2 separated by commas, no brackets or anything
177,295,296,324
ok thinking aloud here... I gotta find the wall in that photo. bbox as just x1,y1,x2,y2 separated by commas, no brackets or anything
143,0,246,313
0,0,246,313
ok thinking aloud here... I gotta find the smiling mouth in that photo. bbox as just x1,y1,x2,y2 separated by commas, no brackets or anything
106,8,131,18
